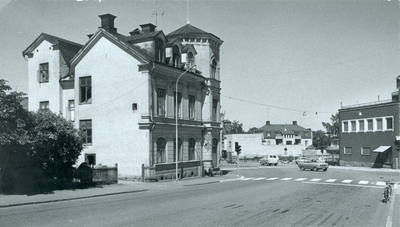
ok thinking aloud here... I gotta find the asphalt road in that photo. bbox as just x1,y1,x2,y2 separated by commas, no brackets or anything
1,163,398,227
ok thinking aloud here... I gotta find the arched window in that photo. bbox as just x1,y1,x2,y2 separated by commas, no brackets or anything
211,60,217,79
155,39,165,63
188,138,196,160
172,46,181,67
157,138,166,163
174,138,182,162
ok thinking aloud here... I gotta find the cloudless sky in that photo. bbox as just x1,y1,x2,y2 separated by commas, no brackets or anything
1,0,399,131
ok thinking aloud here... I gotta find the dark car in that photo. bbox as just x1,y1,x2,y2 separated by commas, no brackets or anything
324,158,340,166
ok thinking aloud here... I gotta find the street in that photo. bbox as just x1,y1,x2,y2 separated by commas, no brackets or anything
1,163,398,227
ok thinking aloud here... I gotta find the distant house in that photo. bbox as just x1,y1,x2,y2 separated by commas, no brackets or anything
223,121,313,158
338,76,400,169
22,13,224,179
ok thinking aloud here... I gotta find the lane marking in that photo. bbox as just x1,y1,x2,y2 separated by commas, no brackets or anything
294,178,307,181
302,181,384,188
241,178,253,180
280,178,292,181
358,180,369,185
310,178,321,182
325,179,337,183
376,181,386,186
266,177,279,180
253,177,266,181
342,180,352,184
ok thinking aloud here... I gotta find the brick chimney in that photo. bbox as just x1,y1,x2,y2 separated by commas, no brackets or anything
140,23,157,33
99,13,117,34
293,121,297,125
266,121,270,125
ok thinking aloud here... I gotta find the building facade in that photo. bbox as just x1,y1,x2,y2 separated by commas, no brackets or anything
338,77,400,169
22,14,223,179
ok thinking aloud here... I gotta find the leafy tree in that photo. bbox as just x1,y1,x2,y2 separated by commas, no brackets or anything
248,127,258,133
312,130,330,152
322,113,339,138
0,80,84,194
231,120,244,134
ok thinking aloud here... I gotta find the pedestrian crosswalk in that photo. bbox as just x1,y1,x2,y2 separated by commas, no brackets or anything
236,177,387,186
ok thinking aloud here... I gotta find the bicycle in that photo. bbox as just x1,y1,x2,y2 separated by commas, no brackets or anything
382,179,394,203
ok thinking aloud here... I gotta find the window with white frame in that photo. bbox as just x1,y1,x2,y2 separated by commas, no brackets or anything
358,120,364,132
189,95,195,120
367,119,373,131
351,121,356,132
376,118,383,131
38,63,49,83
361,147,371,156
39,101,49,110
343,121,349,132
156,88,166,117
174,92,182,118
344,147,352,154
386,117,393,130
79,76,92,104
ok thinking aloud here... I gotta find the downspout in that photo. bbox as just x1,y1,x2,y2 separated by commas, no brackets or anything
149,61,156,166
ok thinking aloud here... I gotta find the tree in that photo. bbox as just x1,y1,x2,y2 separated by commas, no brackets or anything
248,127,258,133
231,120,244,134
322,113,339,138
312,130,330,152
0,80,85,194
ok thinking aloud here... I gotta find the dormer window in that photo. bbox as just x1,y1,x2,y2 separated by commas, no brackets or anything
172,46,181,68
187,52,195,69
155,39,165,63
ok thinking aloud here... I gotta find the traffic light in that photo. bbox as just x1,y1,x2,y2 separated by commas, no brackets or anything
235,142,241,155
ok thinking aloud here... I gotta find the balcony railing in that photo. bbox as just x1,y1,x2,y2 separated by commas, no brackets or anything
341,99,392,109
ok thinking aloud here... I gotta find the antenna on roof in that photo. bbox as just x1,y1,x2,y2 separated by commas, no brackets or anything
187,0,190,24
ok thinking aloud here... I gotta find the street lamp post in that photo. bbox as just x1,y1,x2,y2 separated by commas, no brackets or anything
176,65,196,180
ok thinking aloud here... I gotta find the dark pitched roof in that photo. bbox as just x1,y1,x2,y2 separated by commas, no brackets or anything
167,24,222,43
258,124,310,134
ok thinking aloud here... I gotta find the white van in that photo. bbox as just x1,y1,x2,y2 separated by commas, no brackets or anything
260,155,279,166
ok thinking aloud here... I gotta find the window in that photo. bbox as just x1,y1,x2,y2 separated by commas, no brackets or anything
155,39,165,63
188,138,195,160
305,140,308,146
39,101,49,110
156,138,166,163
189,95,196,120
172,46,181,67
361,147,371,156
174,92,182,118
79,77,92,104
156,88,166,116
286,141,292,145
358,120,364,132
67,100,75,121
367,119,373,131
211,60,217,79
266,132,271,137
85,154,96,166
343,121,348,132
212,99,218,121
174,138,182,162
80,120,92,145
351,121,356,132
38,63,49,83
187,52,195,69
376,118,383,131
344,147,352,154
386,117,393,130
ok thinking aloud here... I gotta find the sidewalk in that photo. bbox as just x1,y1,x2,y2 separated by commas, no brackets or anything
0,173,241,208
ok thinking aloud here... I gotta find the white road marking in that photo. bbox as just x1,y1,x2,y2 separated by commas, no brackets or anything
266,177,279,180
241,178,253,180
342,180,352,184
294,178,307,181
376,181,386,186
358,180,369,185
253,177,266,181
280,178,292,181
325,179,337,183
310,178,321,182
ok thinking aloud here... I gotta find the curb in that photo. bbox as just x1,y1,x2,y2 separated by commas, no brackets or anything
0,189,149,208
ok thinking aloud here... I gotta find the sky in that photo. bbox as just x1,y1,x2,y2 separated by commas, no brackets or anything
1,0,399,131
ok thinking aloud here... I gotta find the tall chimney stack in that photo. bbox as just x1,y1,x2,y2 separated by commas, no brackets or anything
99,14,117,34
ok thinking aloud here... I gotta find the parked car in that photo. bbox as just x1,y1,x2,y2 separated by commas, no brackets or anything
295,157,308,164
260,155,279,166
298,159,328,171
324,158,340,166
